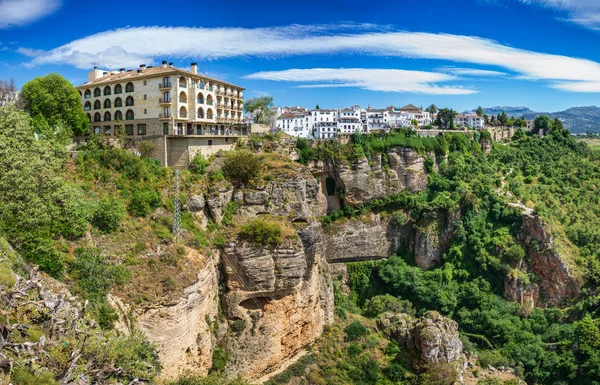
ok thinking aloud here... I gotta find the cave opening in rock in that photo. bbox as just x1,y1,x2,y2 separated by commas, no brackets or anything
239,296,272,310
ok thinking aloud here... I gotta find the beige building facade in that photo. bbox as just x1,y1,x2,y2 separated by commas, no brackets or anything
76,62,249,167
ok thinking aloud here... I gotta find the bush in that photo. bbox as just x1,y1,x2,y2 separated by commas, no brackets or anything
210,347,229,373
128,189,162,217
230,318,247,334
239,219,282,246
11,367,57,385
138,141,155,158
344,320,368,341
420,362,458,385
190,153,208,175
362,294,414,318
222,151,261,185
92,197,124,233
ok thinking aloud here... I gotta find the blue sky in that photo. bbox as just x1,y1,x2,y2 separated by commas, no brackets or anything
1,0,600,112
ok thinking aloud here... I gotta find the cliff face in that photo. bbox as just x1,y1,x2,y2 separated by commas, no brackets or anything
512,213,582,307
309,148,435,206
220,223,333,378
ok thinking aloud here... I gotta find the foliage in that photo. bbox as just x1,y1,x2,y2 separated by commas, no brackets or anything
210,347,229,373
138,141,155,158
190,153,209,175
344,320,368,341
92,196,125,233
11,367,57,385
244,96,274,124
222,151,261,185
128,189,162,217
20,73,89,136
239,219,282,246
363,294,415,318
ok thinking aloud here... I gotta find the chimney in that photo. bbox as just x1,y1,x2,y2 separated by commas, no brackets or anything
191,62,197,74
162,60,167,68
103,71,108,76
94,66,98,70
169,62,174,68
119,68,125,73
140,64,146,71
137,69,142,74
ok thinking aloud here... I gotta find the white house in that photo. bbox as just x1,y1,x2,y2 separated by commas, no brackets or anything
366,108,386,132
311,109,338,139
338,108,363,135
275,112,311,137
454,113,485,129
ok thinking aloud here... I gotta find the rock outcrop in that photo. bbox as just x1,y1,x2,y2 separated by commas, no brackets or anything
220,223,334,378
511,212,583,307
377,311,463,366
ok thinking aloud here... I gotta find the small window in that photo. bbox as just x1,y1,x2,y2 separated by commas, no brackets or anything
163,122,169,135
137,124,147,135
208,139,212,146
104,126,111,135
125,124,134,135
144,94,147,100
144,109,147,114
143,80,147,86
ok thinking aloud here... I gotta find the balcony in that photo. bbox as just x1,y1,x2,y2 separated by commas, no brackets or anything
178,82,187,89
159,97,171,104
179,112,188,119
197,99,204,104
159,113,171,119
159,82,172,90
179,98,187,103
207,100,213,106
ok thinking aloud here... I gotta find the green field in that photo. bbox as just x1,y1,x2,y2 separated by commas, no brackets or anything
577,138,600,149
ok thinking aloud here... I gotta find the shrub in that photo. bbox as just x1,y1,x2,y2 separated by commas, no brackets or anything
477,350,511,368
138,141,155,158
128,189,162,217
92,197,124,233
190,153,208,175
230,318,247,334
210,347,229,373
239,219,282,246
420,362,458,385
222,151,261,185
362,294,414,318
344,320,368,341
11,367,57,385
384,363,407,382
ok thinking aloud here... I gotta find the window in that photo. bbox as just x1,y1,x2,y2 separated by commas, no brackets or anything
125,124,133,135
94,112,101,122
163,77,171,87
114,110,122,121
94,126,101,134
84,89,91,99
163,91,170,102
144,94,147,100
93,88,101,97
103,86,111,96
126,96,134,106
104,111,111,121
208,139,212,146
104,99,111,108
137,124,146,135
115,97,122,107
125,82,134,92
114,84,122,94
126,109,134,120
143,80,147,86
104,125,111,135
164,106,171,117
84,101,91,111
144,109,147,115
163,122,169,135
94,100,101,110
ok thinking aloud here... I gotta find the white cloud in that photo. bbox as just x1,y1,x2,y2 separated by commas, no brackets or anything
438,67,508,77
521,0,600,30
244,68,477,95
551,81,600,92
0,0,61,29
17,24,600,92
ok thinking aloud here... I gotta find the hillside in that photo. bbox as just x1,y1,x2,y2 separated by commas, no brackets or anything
465,105,600,133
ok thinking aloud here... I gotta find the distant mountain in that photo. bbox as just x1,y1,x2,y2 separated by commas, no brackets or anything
464,106,600,133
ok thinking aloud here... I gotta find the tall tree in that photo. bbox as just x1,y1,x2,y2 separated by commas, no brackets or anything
476,106,484,117
534,115,553,133
20,74,89,137
426,104,438,114
434,108,456,129
244,96,275,124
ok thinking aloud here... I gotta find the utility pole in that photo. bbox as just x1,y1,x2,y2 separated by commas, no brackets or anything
173,169,181,240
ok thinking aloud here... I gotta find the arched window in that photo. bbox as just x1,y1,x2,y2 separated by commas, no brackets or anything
114,110,122,121
104,99,111,108
86,113,91,122
93,87,101,97
197,92,204,104
104,111,111,121
84,89,91,99
114,97,122,107
114,84,123,94
125,109,134,120
84,101,91,111
94,100,101,110
207,108,213,119
206,95,213,105
178,76,186,88
198,107,204,119
179,106,187,119
179,91,187,103
125,82,134,92
126,96,134,106
94,112,101,122
103,86,111,95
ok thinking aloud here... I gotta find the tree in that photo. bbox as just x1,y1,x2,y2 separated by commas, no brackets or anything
499,111,509,126
244,96,274,124
20,73,89,136
0,78,18,107
411,118,419,129
315,104,320,110
434,108,456,129
534,115,553,134
476,106,484,117
426,104,438,115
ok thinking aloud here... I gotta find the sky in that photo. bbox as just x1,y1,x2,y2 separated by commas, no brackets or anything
1,0,600,112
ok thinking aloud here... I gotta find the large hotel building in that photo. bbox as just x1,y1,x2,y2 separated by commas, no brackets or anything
77,61,246,137
76,62,248,166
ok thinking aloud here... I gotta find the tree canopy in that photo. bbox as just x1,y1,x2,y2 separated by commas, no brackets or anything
20,73,89,136
244,96,275,124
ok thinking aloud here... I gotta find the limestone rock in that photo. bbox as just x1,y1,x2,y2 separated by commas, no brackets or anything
188,194,205,212
414,210,458,270
207,188,234,222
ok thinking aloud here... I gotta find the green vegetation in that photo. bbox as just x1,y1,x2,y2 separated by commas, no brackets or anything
244,96,274,124
239,219,282,246
20,73,89,136
222,150,262,185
